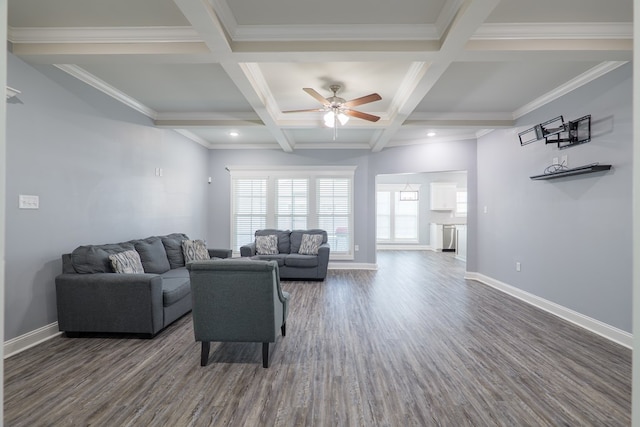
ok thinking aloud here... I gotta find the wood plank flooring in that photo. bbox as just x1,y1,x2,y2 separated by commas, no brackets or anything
4,251,631,426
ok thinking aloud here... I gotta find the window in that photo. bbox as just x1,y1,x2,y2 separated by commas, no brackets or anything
229,166,355,259
376,184,419,243
233,178,267,251
317,178,350,253
455,189,468,217
276,178,308,230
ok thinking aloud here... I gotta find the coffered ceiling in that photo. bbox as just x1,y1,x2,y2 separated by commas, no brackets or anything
7,0,632,151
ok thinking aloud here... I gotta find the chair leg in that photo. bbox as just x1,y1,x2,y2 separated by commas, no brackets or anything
262,342,270,368
281,322,286,337
200,341,210,366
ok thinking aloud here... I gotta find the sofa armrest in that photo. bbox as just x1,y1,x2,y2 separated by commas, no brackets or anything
317,243,330,278
55,273,164,335
240,242,256,257
208,248,232,259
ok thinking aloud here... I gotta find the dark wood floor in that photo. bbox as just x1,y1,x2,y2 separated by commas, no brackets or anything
4,251,631,426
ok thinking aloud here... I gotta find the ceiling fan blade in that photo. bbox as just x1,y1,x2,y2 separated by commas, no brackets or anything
343,109,381,122
282,108,326,113
343,93,382,108
303,88,330,106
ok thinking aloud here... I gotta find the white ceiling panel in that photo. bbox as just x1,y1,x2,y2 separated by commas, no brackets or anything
80,63,255,113
415,61,603,114
224,0,446,25
8,0,190,27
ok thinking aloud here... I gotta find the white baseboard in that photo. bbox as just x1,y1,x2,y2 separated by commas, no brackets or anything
4,322,62,358
376,245,431,251
328,262,378,270
466,272,632,349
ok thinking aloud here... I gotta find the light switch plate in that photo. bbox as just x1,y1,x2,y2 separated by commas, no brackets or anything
19,195,39,209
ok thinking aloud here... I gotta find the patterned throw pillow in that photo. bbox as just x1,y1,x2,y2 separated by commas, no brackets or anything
298,234,323,255
182,239,210,263
256,235,278,255
109,250,145,274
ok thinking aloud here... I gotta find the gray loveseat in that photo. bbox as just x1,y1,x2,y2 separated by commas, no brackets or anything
240,229,329,280
55,233,231,337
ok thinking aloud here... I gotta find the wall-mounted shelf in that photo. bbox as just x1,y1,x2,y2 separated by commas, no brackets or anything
530,164,611,180
6,86,21,100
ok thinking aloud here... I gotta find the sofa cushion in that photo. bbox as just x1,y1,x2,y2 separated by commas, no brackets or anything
255,229,291,254
284,254,319,268
299,233,323,255
251,254,286,267
290,229,327,254
162,277,191,306
109,250,145,274
160,266,189,280
256,234,279,255
71,242,135,273
133,237,171,274
182,239,209,263
160,233,189,269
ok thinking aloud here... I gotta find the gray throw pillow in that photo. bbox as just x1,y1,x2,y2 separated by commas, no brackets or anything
109,250,145,274
298,233,323,255
161,233,189,269
256,235,279,255
134,237,171,274
182,239,210,263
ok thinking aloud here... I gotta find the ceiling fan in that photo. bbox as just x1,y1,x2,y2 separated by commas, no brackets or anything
283,84,381,139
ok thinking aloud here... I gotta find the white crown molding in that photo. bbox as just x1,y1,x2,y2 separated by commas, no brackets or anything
54,64,157,119
8,26,201,44
173,129,212,148
155,112,261,121
232,24,439,42
473,22,632,41
513,60,628,119
407,111,514,121
466,272,632,349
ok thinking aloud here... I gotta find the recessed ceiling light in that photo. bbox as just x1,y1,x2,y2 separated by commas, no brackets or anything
427,132,436,137
229,131,239,137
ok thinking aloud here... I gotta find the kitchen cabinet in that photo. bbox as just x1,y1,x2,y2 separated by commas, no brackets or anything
430,182,456,210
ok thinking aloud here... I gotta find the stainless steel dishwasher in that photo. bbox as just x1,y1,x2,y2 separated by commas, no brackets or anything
442,224,456,252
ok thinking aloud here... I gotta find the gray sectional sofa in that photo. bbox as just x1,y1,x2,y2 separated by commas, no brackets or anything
55,233,231,337
240,229,330,280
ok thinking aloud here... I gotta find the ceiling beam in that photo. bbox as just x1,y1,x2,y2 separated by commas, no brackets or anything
370,0,501,152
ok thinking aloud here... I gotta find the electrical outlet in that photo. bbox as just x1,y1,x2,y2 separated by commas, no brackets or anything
19,195,39,209
553,157,558,165
355,245,359,251
516,262,521,272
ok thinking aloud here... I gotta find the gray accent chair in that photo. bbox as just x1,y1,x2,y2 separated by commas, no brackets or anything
187,259,290,368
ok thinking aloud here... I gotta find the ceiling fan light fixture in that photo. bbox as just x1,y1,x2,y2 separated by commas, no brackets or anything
323,111,335,127
337,112,349,126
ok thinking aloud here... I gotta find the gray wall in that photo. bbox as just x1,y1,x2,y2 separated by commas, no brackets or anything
475,63,632,332
206,140,478,267
5,53,210,340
